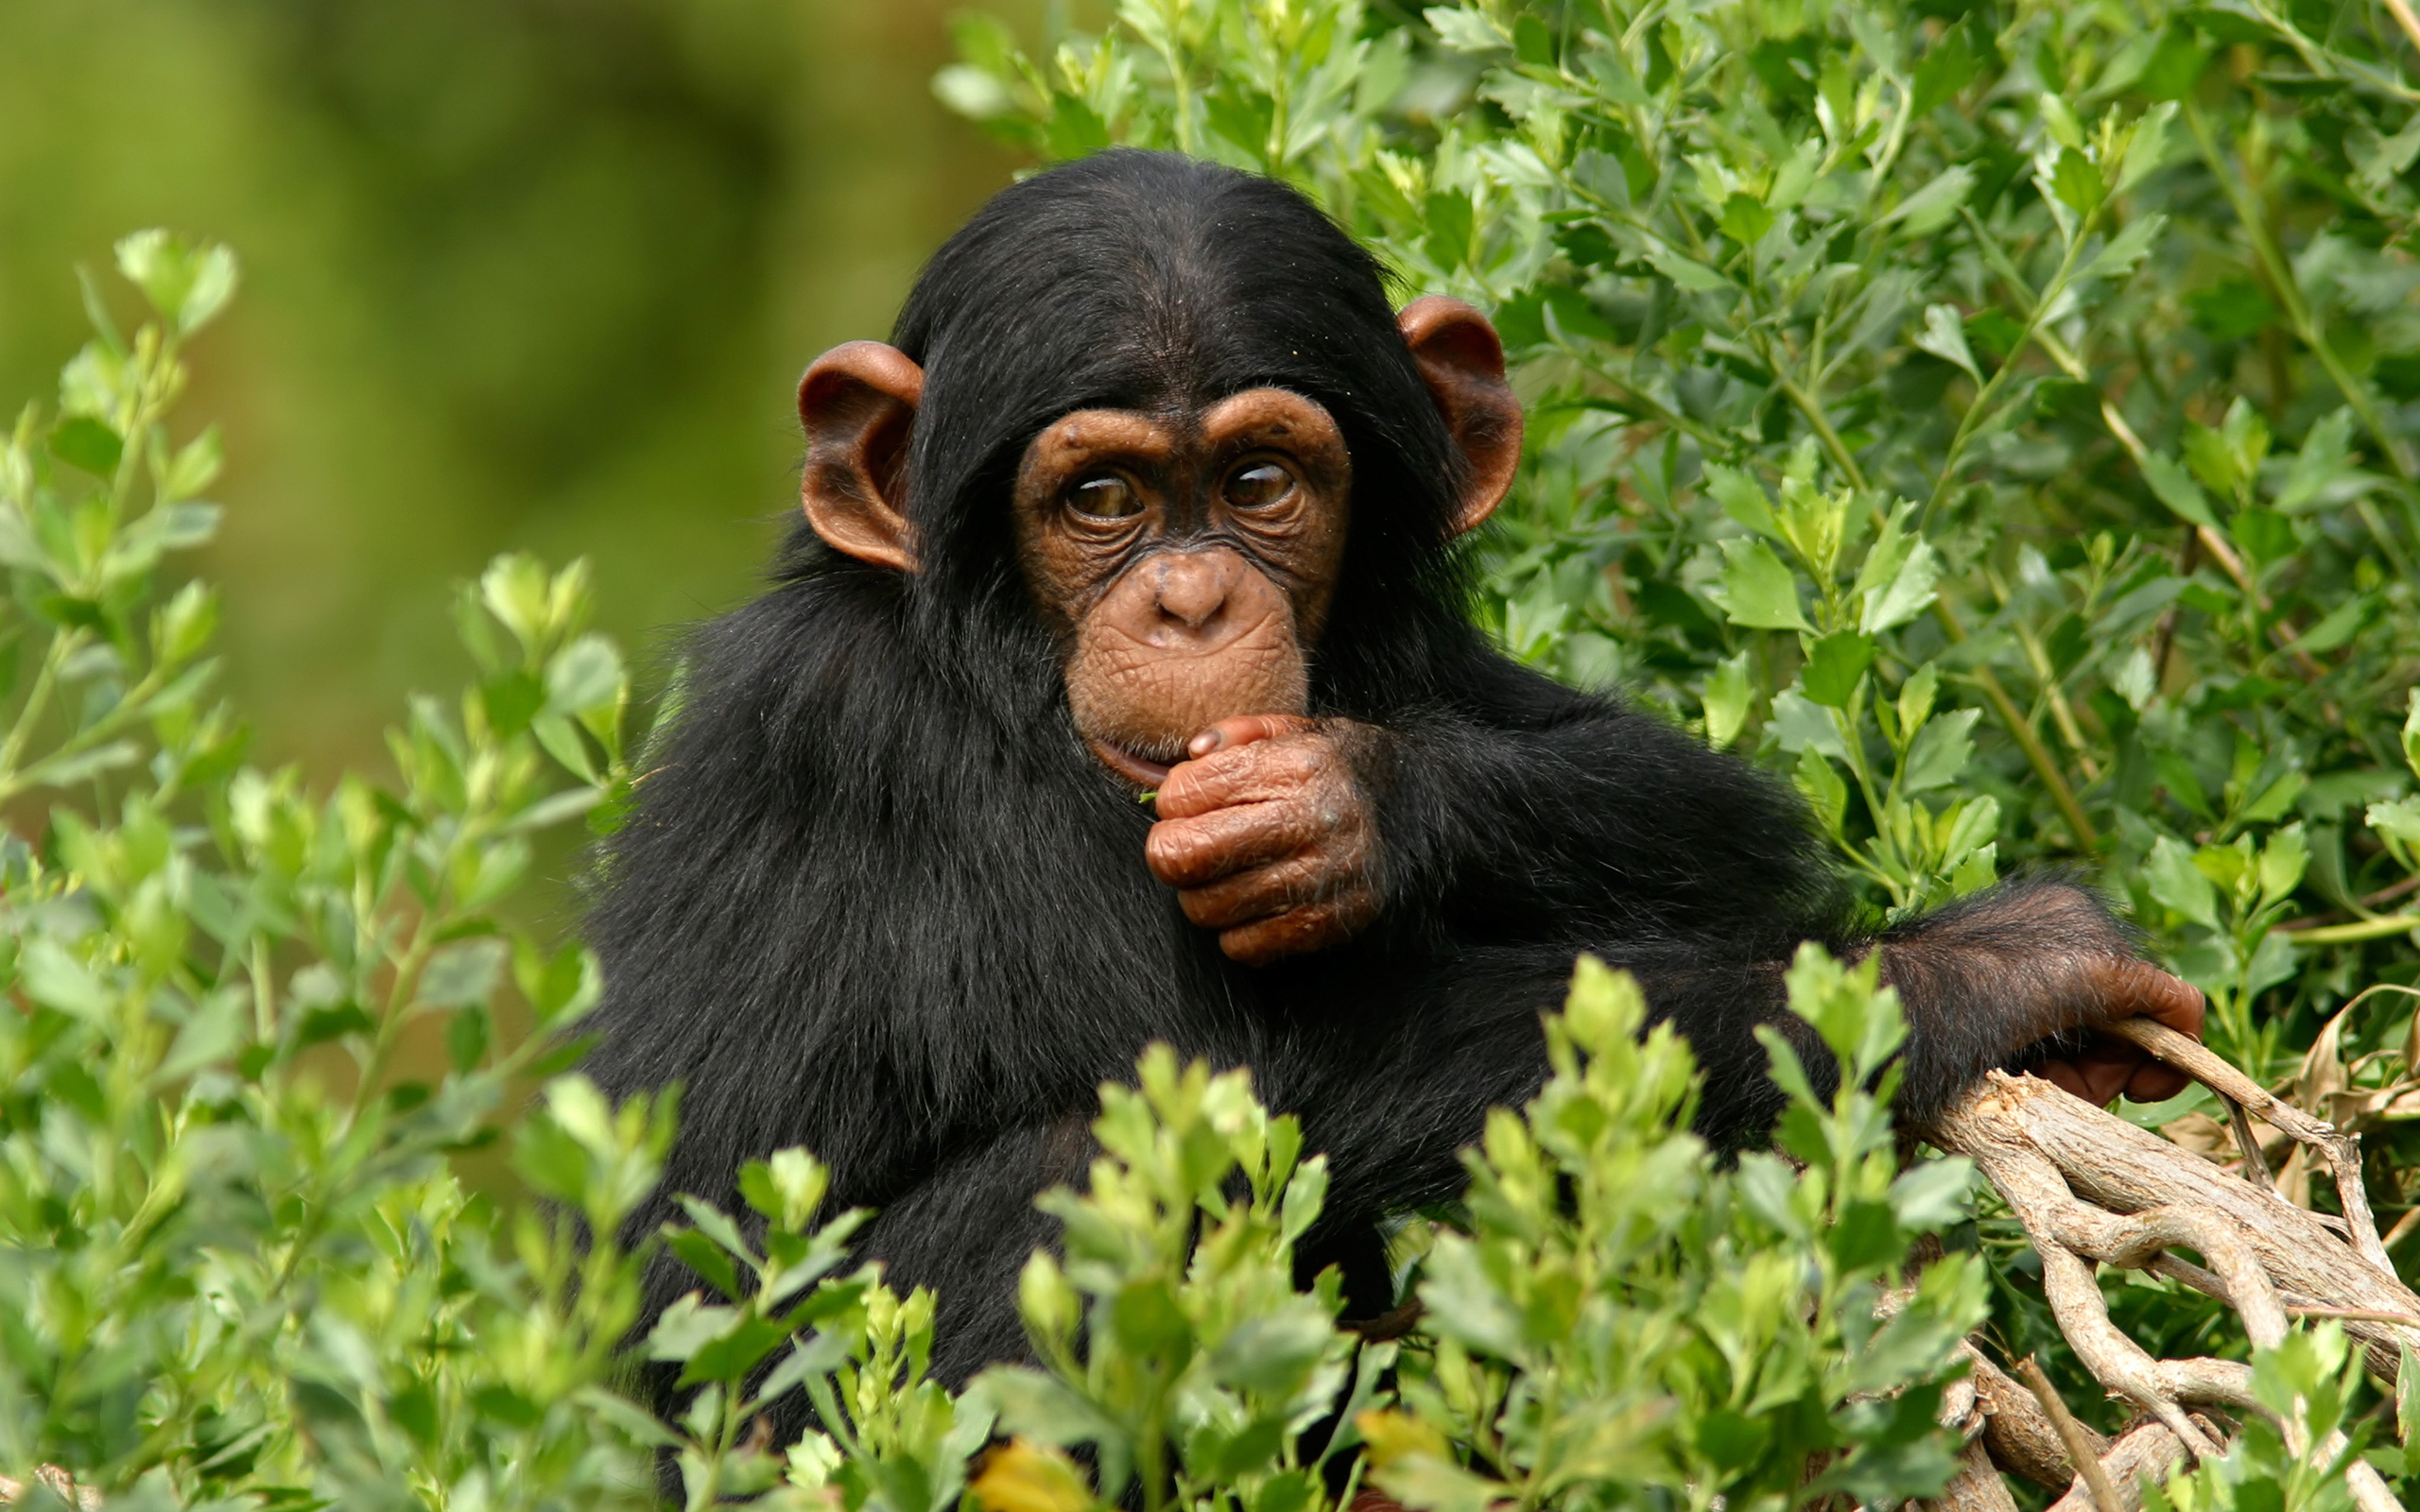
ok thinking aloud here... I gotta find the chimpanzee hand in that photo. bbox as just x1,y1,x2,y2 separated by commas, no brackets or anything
1881,879,2207,1112
2030,957,2206,1105
1144,714,1381,966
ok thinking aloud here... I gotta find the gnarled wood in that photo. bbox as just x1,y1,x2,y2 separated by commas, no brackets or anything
1918,1059,2418,1512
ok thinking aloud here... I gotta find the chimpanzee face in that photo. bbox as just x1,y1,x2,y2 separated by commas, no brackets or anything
790,297,1522,789
1008,388,1353,785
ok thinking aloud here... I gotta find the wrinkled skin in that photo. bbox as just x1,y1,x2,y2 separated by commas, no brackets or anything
1144,714,1378,966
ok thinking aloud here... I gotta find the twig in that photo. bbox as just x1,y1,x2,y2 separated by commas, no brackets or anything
2107,1019,2398,1279
2286,1306,2420,1326
1930,599,2100,849
2019,1356,2126,1512
2280,873,2420,932
2387,0,2420,68
2105,1023,2377,1245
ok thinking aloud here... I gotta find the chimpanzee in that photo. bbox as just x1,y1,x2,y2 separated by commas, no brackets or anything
581,149,2203,1402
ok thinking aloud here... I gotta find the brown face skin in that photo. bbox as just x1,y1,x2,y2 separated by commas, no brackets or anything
1009,388,1352,780
789,300,2204,1098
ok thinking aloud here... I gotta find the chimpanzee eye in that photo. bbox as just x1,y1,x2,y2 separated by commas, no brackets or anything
1067,473,1141,520
1223,461,1294,510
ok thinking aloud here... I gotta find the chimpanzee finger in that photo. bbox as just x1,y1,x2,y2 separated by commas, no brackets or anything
1146,802,1322,889
2034,1055,2132,1106
1154,736,1329,820
2101,957,2206,1040
1219,900,1355,966
2032,1060,2092,1099
1186,714,1317,760
1176,853,1328,930
2124,1058,2192,1103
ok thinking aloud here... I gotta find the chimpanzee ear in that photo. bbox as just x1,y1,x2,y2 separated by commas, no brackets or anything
1398,296,1523,536
798,341,925,573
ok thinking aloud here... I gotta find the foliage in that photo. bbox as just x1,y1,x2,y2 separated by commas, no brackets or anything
948,954,1984,1512
938,0,2420,1492
0,244,1983,1508
18,0,2420,1500
0,232,670,1509
1357,950,1983,1512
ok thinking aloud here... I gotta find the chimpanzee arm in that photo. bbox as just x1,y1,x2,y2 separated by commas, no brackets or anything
1349,689,1844,950
1340,689,2195,1146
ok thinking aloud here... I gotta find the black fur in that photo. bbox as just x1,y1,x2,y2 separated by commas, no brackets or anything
580,149,2142,1418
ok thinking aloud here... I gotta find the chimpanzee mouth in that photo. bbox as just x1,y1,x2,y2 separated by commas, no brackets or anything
1085,737,1176,788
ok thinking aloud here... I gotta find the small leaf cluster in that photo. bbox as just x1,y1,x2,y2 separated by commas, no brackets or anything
0,239,674,1510
965,1046,1372,1512
1357,951,1984,1512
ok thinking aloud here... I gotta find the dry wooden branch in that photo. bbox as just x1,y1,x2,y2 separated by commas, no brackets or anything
1927,1437,2023,1512
1917,1049,2420,1512
1963,1343,2089,1486
2018,1356,2124,1512
2043,1420,2207,1512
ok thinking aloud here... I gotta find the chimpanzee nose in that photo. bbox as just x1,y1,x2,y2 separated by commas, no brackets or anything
1151,550,1244,635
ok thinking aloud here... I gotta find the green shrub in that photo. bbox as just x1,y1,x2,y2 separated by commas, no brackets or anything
11,0,2420,1502
938,0,2420,1494
0,239,1984,1509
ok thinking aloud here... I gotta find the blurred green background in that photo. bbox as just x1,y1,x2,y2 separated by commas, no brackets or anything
0,0,1044,776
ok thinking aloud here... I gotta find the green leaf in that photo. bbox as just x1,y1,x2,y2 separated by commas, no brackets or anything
1512,13,1555,66
2135,26,2208,101
2230,507,2294,564
1858,528,1940,635
1045,93,1111,158
2115,102,2177,193
1902,709,1979,792
1879,166,1973,237
159,990,247,1083
1702,462,1779,537
2275,408,2358,513
1424,191,1476,270
1909,26,1981,118
446,1004,490,1073
2048,146,2104,216
2146,836,2221,931
2082,214,2165,283
116,230,240,333
1425,9,1508,56
1772,688,1851,760
678,1314,792,1388
545,632,625,716
419,938,506,1008
1915,304,1980,382
1645,242,1730,292
50,416,124,477
1801,631,1875,709
2140,452,2219,528
1794,746,1848,836
2038,94,2085,150
1720,193,1773,247
1706,537,1810,631
1703,652,1753,750
666,1227,744,1300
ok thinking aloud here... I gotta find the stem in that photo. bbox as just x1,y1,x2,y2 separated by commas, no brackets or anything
2285,914,2420,945
1568,352,1730,453
0,632,72,788
0,661,174,803
1931,599,2101,849
349,913,438,1124
2184,100,2420,570
1920,200,2099,528
251,936,276,1045
2012,618,2101,778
